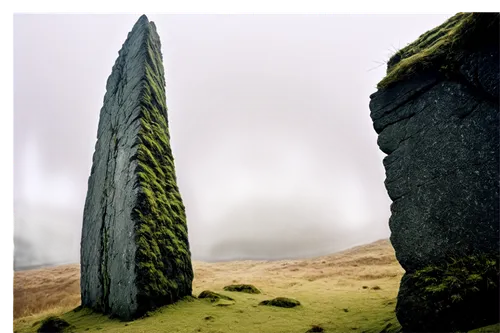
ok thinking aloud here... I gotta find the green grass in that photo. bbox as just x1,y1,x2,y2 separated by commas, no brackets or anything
16,239,499,333
469,323,500,333
16,283,402,333
378,13,499,89
16,281,499,333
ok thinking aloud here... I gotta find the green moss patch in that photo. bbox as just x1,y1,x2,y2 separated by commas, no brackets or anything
132,19,193,316
259,297,301,308
223,284,261,294
37,316,71,333
378,13,499,89
402,253,499,332
198,290,234,302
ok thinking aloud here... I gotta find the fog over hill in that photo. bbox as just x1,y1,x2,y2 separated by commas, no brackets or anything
14,14,453,269
14,197,387,270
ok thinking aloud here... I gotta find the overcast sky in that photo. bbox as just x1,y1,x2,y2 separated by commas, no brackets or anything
13,13,453,267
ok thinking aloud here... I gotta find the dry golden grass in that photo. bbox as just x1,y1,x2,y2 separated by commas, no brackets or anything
14,239,403,319
14,239,405,332
14,264,81,319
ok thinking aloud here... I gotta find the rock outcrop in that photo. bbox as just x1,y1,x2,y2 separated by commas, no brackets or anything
80,15,193,320
369,13,499,332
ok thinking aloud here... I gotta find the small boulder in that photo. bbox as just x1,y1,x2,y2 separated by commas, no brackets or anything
198,290,234,302
306,325,324,332
37,316,71,333
259,297,301,308
223,284,261,294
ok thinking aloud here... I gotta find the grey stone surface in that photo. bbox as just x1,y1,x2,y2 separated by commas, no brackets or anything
80,15,193,320
370,50,499,271
370,44,499,331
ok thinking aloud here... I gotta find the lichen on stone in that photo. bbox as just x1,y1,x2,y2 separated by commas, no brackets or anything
378,13,499,89
398,253,499,332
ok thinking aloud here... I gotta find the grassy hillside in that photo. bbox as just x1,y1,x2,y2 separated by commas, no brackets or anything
15,239,405,333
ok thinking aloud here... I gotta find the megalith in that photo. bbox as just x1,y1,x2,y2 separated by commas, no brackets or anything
80,15,193,320
369,13,499,332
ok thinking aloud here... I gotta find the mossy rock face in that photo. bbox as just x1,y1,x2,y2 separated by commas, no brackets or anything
80,14,193,320
37,316,71,333
259,297,301,308
397,254,500,332
198,290,234,302
223,284,261,294
378,13,499,89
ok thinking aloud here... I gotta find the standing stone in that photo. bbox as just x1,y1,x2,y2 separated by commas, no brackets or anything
80,15,193,320
369,13,499,332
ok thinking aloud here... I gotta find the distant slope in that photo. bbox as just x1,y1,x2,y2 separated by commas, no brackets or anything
14,239,400,320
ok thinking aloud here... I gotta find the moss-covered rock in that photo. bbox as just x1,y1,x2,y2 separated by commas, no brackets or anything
80,14,193,320
397,254,499,332
378,13,499,89
223,284,261,294
198,290,234,302
370,12,499,333
259,297,301,308
133,15,193,317
37,316,71,333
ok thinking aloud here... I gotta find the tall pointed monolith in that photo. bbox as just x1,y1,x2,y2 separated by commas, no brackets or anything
80,15,193,320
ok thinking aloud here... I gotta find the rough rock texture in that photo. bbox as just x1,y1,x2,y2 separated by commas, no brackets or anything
369,13,499,332
80,15,193,320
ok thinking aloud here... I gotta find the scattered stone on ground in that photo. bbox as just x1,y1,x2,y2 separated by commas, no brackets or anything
37,316,71,333
223,284,261,294
198,290,234,302
259,297,301,308
306,325,324,332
